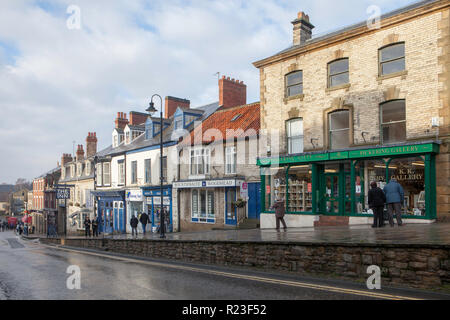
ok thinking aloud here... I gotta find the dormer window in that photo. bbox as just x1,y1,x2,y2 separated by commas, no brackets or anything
175,116,183,130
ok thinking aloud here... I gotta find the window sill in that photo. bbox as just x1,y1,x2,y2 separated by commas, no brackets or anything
326,83,351,93
283,94,304,104
377,70,408,82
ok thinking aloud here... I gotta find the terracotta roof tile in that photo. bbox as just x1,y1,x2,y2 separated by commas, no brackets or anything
181,102,260,146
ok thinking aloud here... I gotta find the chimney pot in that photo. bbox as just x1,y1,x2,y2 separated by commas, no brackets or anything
292,11,314,46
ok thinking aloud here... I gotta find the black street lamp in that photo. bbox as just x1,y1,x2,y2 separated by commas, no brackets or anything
146,94,166,239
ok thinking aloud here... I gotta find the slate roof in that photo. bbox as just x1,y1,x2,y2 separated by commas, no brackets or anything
99,102,221,158
258,0,441,64
181,102,260,146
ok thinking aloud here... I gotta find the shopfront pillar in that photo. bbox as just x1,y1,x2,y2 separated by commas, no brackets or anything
311,163,318,214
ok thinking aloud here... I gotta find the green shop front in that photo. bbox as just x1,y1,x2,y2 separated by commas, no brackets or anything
258,142,439,228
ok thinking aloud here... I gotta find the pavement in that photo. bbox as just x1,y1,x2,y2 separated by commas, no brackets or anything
26,222,450,246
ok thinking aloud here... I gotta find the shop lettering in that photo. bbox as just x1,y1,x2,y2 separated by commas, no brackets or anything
356,146,421,158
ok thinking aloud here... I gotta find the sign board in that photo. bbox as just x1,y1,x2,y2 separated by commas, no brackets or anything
56,188,70,200
150,197,170,206
307,183,312,193
173,179,243,189
266,185,271,194
126,190,143,202
240,182,248,199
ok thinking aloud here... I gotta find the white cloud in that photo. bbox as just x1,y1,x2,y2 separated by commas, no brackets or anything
0,0,419,183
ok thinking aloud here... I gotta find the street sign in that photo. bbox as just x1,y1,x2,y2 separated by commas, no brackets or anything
56,188,70,200
240,182,248,199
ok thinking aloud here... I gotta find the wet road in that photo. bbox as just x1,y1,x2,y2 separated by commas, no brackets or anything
0,231,448,300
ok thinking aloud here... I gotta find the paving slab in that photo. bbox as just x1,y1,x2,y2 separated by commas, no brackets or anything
28,222,450,246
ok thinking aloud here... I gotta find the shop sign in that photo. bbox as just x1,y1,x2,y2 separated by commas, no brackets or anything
150,197,170,206
174,180,242,189
329,151,349,160
126,190,143,202
173,181,203,189
266,186,271,194
349,144,434,159
56,188,70,200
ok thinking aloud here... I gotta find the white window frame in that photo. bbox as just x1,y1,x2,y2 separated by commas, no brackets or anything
145,159,151,184
190,148,210,176
225,146,237,174
118,161,125,186
96,163,103,186
286,118,304,155
103,163,111,186
131,161,138,185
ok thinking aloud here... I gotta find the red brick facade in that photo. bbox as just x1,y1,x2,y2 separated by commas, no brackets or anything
219,76,247,109
165,96,190,119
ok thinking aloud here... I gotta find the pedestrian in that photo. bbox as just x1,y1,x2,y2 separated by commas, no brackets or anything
139,211,149,235
92,216,99,237
130,215,139,237
383,178,405,227
368,181,386,228
271,197,287,231
84,216,91,238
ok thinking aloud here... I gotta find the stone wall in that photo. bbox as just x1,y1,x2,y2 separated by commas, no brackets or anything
41,238,450,289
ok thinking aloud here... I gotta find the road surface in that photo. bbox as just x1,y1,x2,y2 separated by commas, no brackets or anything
0,231,448,300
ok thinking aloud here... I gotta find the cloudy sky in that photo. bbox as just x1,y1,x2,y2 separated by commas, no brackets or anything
0,0,420,184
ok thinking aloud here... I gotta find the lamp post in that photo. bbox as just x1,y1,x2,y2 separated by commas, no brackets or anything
146,94,166,239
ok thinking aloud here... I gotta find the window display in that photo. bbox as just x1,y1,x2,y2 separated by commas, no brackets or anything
388,157,425,216
287,166,312,212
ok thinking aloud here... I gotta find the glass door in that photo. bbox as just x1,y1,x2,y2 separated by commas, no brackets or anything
325,174,339,214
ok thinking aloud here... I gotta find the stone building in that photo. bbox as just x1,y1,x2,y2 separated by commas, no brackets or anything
254,0,450,227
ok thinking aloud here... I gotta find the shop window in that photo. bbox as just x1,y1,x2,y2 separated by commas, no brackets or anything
354,160,386,214
192,189,214,223
286,118,304,155
329,110,350,149
381,100,406,145
285,71,303,97
287,165,312,212
269,167,287,209
226,188,236,221
379,43,405,76
328,58,349,88
388,157,425,216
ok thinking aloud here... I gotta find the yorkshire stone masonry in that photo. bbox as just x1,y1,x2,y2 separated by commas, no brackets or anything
41,238,450,290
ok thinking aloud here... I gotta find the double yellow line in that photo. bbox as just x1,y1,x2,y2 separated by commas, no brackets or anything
36,243,421,300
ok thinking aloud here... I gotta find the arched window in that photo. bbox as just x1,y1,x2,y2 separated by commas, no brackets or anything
329,110,350,149
286,118,304,155
328,58,349,88
285,71,303,97
379,43,405,76
380,100,406,144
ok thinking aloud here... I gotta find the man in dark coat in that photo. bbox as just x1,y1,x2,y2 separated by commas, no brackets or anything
139,212,149,235
92,216,99,237
130,215,139,237
368,181,386,228
84,217,91,238
383,178,405,227
271,198,287,231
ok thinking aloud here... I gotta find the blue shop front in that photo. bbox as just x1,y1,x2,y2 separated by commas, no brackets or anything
92,190,126,234
142,186,173,233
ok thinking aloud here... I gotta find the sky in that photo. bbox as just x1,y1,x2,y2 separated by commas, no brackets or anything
0,0,421,184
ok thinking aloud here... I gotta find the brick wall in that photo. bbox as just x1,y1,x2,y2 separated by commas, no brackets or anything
41,238,450,289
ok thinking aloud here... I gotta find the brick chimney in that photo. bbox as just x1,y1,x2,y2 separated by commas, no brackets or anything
219,76,247,109
61,154,73,167
115,112,129,130
76,145,85,161
86,132,98,158
129,111,149,126
165,96,190,119
292,12,314,46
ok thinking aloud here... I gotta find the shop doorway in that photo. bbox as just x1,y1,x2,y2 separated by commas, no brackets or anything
321,163,352,215
324,173,340,214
